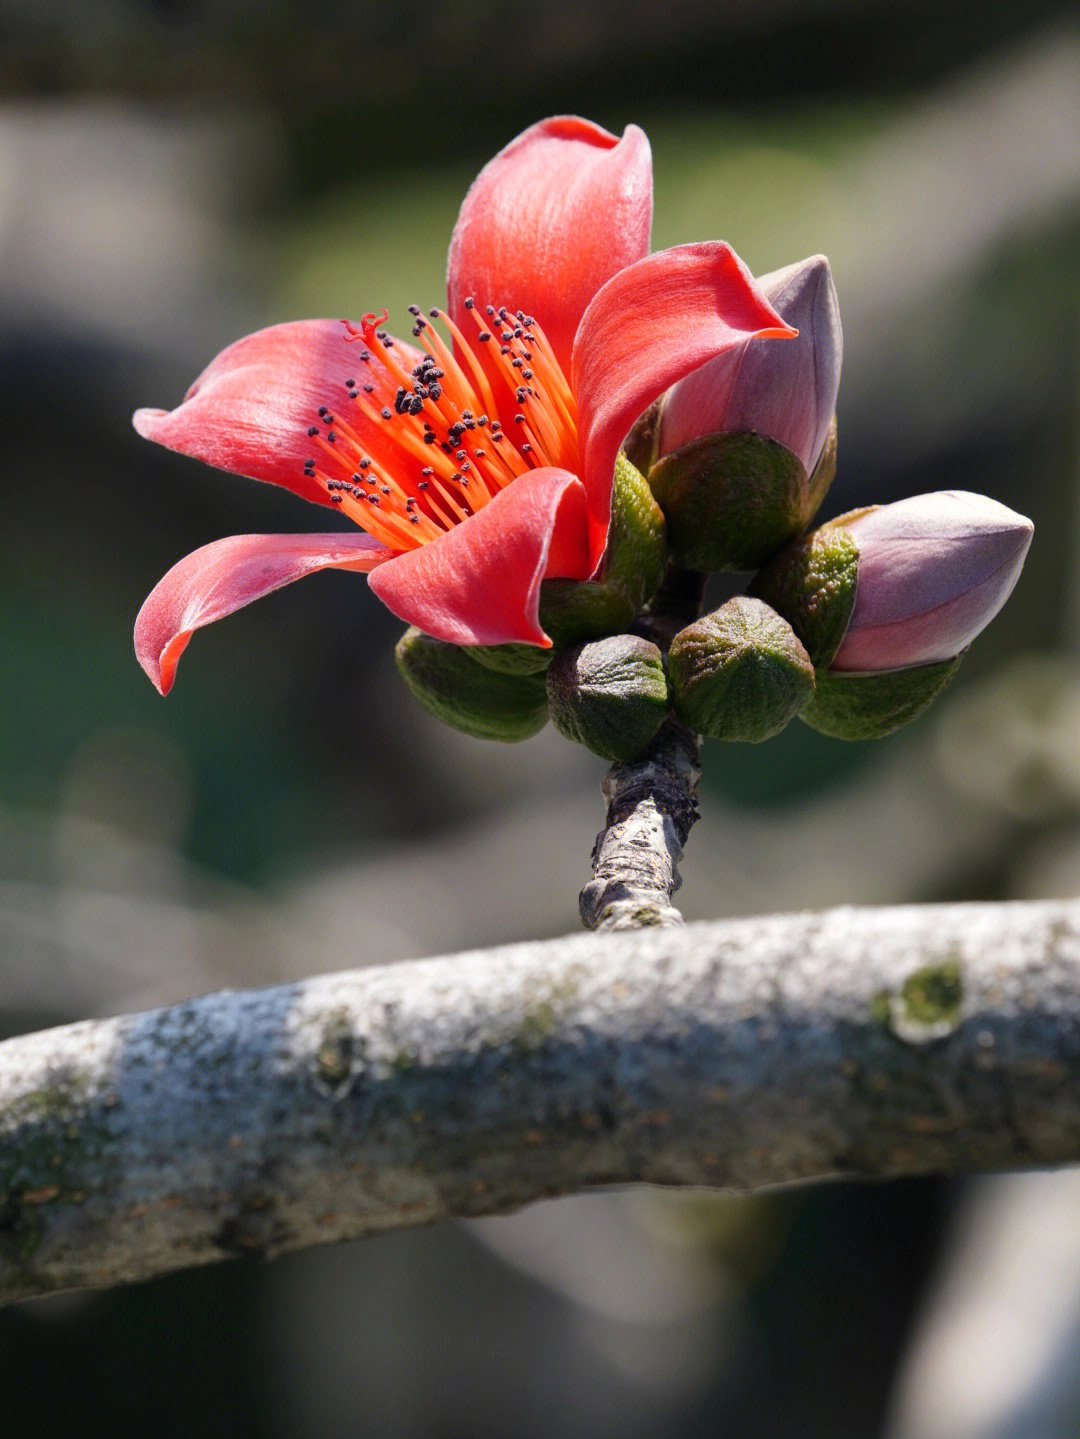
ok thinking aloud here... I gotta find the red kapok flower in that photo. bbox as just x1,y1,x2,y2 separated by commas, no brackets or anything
134,116,795,694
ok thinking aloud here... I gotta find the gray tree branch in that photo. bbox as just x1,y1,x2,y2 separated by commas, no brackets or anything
579,719,701,930
3,896,1080,1306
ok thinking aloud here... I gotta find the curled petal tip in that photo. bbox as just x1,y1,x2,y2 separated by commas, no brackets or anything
659,251,841,475
572,240,796,552
134,532,393,694
132,407,166,440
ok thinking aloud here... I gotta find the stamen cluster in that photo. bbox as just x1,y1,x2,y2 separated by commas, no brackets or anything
299,300,580,552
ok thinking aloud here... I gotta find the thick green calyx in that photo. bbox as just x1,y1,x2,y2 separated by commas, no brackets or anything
533,453,668,651
647,431,814,572
469,641,554,676
536,578,637,652
751,522,860,667
395,627,549,742
667,596,815,742
800,656,964,740
547,634,671,761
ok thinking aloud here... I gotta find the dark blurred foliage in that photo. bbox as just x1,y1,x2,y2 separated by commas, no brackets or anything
2,0,1075,115
1,1178,956,1439
2,2,1079,1436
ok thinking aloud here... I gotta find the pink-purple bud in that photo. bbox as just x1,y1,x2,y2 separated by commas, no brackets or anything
658,254,842,476
830,491,1033,672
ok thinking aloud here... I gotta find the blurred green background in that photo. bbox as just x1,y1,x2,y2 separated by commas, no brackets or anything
3,1,1080,1435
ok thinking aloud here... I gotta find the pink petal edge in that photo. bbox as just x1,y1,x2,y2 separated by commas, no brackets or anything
135,532,393,695
368,467,590,646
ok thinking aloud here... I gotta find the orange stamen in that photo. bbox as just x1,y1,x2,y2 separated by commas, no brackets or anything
300,301,580,553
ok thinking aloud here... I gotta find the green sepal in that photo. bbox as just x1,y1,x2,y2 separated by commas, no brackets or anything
395,627,549,742
547,635,671,761
750,522,860,668
667,596,815,743
800,655,963,740
469,642,554,676
648,431,819,572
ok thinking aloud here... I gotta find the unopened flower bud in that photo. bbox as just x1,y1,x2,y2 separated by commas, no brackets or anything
828,490,1033,671
547,634,670,761
395,627,549,741
667,596,815,743
753,490,1034,739
646,256,842,571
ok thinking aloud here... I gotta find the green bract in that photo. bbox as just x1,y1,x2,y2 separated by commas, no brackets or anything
395,627,549,742
547,635,671,761
800,657,964,740
751,518,861,667
667,596,815,742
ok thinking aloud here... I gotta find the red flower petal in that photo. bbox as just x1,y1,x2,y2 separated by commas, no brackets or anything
368,467,590,646
447,117,653,376
133,321,423,509
572,242,798,560
135,532,392,695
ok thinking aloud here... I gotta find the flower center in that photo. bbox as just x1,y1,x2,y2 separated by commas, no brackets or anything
301,301,579,551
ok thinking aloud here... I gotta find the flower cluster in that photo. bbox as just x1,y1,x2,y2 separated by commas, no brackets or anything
134,116,1032,749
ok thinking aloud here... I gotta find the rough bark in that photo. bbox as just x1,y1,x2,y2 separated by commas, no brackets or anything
576,563,707,930
579,719,701,929
4,898,1080,1304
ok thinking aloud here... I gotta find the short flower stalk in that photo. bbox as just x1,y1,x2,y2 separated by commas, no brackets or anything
132,116,1033,928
